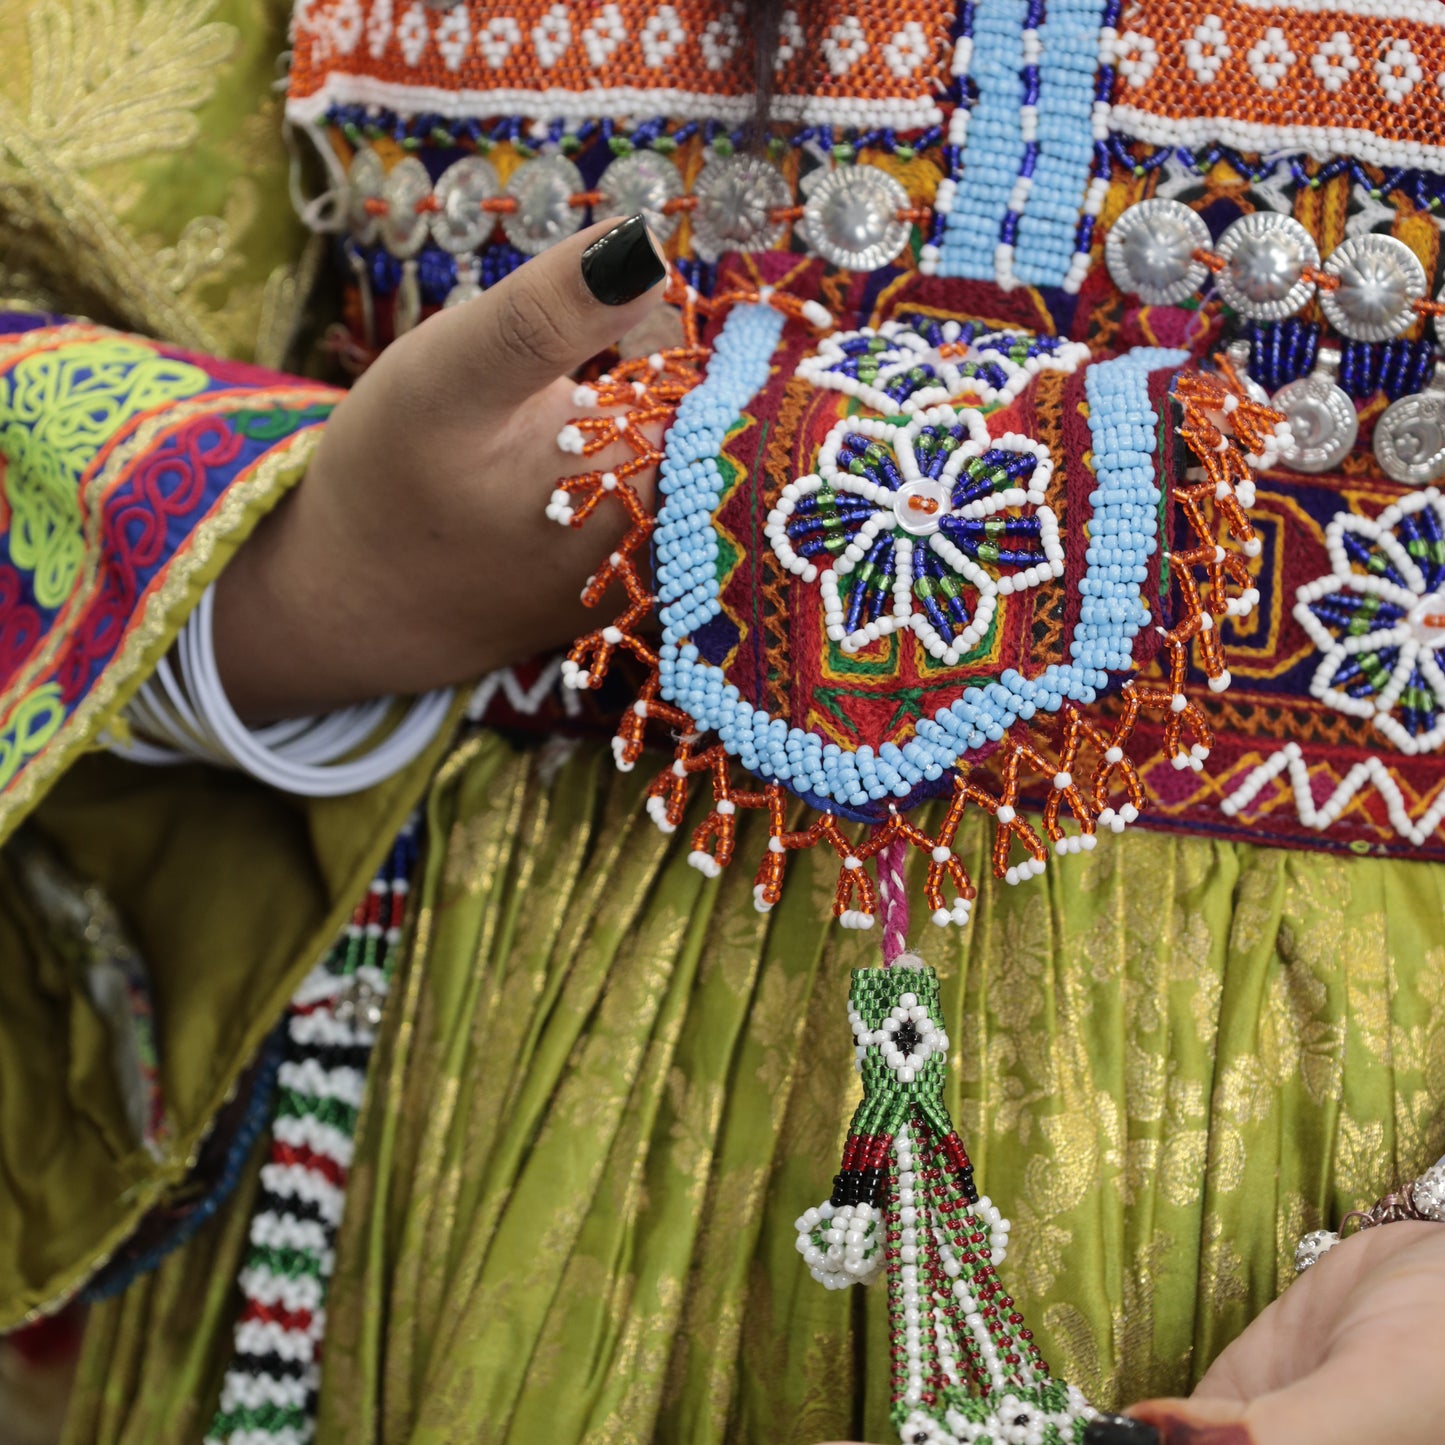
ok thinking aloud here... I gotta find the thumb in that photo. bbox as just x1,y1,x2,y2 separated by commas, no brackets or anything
428,213,667,405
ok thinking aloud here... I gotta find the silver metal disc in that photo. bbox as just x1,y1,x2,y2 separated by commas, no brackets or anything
799,164,911,271
595,151,684,242
347,147,386,246
1215,213,1320,320
1374,392,1445,485
1320,234,1426,341
1272,375,1358,473
380,156,432,259
432,156,500,255
690,155,791,263
1104,198,1212,305
501,155,584,256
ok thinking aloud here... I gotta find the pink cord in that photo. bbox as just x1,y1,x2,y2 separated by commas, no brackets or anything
875,838,910,966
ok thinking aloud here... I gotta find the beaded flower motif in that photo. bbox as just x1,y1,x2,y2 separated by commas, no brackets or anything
1294,488,1445,756
765,407,1064,665
797,315,1090,415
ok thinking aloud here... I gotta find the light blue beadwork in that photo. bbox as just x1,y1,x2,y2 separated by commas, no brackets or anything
937,0,1111,290
937,0,1032,282
654,305,1184,811
1012,0,1109,287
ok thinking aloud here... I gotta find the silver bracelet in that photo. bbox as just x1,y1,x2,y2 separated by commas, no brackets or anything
1294,1152,1445,1273
106,584,454,797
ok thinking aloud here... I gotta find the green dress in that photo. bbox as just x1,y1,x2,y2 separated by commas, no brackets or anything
0,1,1441,1442
51,736,1445,1444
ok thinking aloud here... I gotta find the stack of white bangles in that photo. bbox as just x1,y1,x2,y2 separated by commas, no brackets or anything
107,584,454,797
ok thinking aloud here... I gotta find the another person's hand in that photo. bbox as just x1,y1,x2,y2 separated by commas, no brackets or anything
214,215,667,720
1114,1220,1445,1443
815,1221,1445,1445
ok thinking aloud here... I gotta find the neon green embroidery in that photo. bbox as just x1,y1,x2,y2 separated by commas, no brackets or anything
1,339,209,607
0,684,66,792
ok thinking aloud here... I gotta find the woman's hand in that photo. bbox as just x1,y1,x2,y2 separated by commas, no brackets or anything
1117,1220,1445,1444
214,215,667,720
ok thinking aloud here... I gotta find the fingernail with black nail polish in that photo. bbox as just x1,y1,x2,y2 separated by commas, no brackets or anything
1083,1414,1161,1445
582,215,667,305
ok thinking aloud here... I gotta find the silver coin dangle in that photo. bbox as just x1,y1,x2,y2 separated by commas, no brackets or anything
1272,347,1358,474
1375,362,1445,486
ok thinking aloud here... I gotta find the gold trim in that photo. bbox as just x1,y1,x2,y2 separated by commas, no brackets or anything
0,427,322,844
0,320,109,365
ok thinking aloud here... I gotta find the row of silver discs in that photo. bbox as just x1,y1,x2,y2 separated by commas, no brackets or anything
1228,340,1445,486
1107,198,1445,485
1107,198,1440,343
346,146,914,277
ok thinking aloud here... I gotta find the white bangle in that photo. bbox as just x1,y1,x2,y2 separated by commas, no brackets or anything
107,584,454,797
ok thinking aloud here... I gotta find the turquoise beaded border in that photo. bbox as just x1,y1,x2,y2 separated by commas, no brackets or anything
653,308,1187,813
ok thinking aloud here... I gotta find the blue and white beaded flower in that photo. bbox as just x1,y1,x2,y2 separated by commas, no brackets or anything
1293,489,1445,756
797,314,1090,415
765,407,1064,666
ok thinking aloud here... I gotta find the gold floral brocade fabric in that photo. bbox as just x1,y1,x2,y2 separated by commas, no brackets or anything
64,732,1445,1445
0,0,315,367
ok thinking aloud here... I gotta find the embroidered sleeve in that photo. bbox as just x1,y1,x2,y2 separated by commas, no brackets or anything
0,313,343,843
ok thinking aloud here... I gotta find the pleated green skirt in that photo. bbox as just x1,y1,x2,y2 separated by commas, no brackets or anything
62,730,1445,1444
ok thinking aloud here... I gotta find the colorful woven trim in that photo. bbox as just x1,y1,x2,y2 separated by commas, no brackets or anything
292,0,1445,326
318,119,946,359
1050,150,1445,860
206,821,418,1445
0,314,340,839
551,255,1282,927
286,0,954,128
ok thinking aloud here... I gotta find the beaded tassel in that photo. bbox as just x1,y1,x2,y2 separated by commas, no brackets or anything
796,860,1093,1445
205,821,418,1445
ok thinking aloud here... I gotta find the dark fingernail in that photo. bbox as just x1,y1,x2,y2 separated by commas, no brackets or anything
582,215,667,305
1084,1415,1161,1445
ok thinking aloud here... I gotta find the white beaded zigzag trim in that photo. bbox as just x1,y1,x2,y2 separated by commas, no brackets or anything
1221,741,1445,845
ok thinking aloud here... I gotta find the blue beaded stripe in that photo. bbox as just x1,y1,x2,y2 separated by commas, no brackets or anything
655,304,787,639
80,1026,286,1303
1075,349,1181,670
653,306,1185,811
1070,0,1124,277
935,0,1032,281
350,238,526,301
1243,320,1436,402
325,104,945,160
1013,0,1111,287
996,0,1047,281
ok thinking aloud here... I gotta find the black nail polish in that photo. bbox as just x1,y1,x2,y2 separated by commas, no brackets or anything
582,214,667,305
1084,1415,1162,1445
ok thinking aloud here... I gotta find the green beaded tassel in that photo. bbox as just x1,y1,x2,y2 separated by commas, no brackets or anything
795,962,1095,1445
